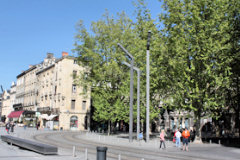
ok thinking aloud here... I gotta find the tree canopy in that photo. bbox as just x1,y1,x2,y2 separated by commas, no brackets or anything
74,0,240,137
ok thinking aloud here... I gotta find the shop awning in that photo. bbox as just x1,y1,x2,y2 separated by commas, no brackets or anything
39,114,57,120
8,110,24,118
47,115,57,120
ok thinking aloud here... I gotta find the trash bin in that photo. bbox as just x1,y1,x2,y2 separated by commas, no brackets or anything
96,146,107,160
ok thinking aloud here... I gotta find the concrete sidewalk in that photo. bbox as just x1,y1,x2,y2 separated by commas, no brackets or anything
71,131,240,160
0,127,86,160
1,126,240,160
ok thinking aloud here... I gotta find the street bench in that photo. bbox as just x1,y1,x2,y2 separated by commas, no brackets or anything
1,135,58,155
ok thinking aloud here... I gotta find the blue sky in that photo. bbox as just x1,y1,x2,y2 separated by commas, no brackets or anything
0,0,162,91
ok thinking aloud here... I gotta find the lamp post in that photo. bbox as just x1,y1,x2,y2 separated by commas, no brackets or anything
122,61,141,141
118,43,134,142
146,30,151,142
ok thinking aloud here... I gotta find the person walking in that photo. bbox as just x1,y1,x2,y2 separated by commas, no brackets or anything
10,121,15,133
159,129,166,149
175,129,181,148
5,122,10,134
36,121,40,130
182,128,190,151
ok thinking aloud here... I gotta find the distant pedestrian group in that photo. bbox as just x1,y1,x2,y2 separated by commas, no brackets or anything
160,127,191,151
5,121,15,134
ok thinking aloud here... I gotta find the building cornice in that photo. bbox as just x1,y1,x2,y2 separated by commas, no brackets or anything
17,65,37,78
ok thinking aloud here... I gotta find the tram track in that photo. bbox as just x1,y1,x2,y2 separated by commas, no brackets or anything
33,132,217,160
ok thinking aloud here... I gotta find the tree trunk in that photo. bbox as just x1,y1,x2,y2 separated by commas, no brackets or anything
108,120,111,136
237,77,240,138
193,111,203,144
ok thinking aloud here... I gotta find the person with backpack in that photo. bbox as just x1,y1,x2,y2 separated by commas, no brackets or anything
182,128,190,151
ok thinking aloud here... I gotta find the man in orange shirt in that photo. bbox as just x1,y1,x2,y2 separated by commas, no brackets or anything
182,128,190,151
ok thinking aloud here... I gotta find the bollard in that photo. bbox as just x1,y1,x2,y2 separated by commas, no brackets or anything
209,139,212,144
96,146,107,160
85,148,88,160
118,154,121,160
218,139,221,144
73,146,76,157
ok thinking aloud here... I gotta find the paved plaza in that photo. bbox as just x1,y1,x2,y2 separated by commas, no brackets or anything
0,126,240,160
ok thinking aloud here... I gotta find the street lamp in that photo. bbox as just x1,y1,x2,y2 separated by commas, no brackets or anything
146,30,151,142
122,61,141,141
118,43,134,142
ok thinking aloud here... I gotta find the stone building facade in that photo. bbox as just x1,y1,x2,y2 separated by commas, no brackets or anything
15,72,25,110
12,52,90,131
36,54,90,130
1,90,11,122
0,93,2,118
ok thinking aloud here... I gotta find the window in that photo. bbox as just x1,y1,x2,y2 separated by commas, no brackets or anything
73,70,77,79
70,116,78,128
71,100,75,110
82,101,86,110
83,85,87,93
54,86,57,95
72,84,77,93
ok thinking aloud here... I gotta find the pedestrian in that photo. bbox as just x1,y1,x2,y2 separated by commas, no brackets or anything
175,128,182,148
159,129,166,149
173,129,177,143
182,128,190,151
24,123,27,130
36,121,40,130
190,127,195,142
5,121,10,134
10,121,15,133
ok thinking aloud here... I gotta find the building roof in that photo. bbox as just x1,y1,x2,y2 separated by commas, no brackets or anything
17,65,37,78
36,64,55,75
55,55,75,63
16,55,76,78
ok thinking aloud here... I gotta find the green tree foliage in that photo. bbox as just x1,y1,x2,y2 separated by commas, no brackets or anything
74,0,239,138
74,0,161,134
74,12,134,134
159,0,233,139
224,0,240,136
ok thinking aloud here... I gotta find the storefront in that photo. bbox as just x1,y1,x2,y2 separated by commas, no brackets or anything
70,116,78,130
22,110,36,127
7,110,24,122
39,114,59,130
7,110,36,127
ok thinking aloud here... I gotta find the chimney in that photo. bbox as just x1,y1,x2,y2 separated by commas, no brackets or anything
47,53,54,59
62,52,68,57
29,65,33,68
